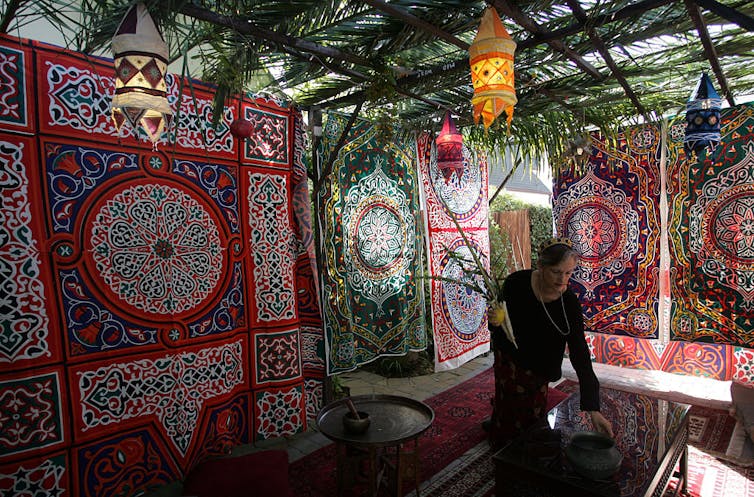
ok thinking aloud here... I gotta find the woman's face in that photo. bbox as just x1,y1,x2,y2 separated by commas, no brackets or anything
540,255,578,294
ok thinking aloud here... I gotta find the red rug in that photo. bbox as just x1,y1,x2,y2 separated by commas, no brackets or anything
289,367,568,496
665,445,754,497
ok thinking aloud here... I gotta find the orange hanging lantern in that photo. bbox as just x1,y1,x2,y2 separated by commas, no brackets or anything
435,111,464,182
469,7,517,130
111,3,172,148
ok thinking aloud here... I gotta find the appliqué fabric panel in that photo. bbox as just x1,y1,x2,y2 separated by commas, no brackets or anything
660,341,733,381
0,133,61,367
317,114,427,374
73,428,181,497
245,169,298,324
252,327,302,386
553,125,662,338
0,453,68,496
253,384,304,440
240,101,290,168
167,77,236,159
416,133,491,371
0,35,35,133
70,340,247,459
0,34,323,496
0,368,66,457
589,333,662,370
667,103,754,348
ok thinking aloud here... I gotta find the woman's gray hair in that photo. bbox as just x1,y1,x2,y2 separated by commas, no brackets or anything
537,242,578,268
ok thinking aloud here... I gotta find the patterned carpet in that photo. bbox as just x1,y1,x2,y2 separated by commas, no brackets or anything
290,373,753,497
289,367,568,496
421,439,754,497
289,367,495,496
419,380,754,497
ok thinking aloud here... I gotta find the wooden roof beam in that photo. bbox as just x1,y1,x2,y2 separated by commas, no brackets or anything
564,0,646,116
314,0,679,111
489,0,604,80
684,0,736,106
529,0,677,46
694,0,754,32
179,3,374,68
363,0,470,50
179,3,448,111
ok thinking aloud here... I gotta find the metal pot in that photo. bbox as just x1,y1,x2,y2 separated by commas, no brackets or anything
565,431,622,480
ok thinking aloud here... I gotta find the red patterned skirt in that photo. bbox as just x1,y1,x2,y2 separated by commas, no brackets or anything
489,348,549,449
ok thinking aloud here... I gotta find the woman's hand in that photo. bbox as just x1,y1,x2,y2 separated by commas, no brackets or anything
588,411,614,438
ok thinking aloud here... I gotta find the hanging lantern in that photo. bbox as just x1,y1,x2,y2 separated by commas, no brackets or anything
684,73,721,159
436,112,465,182
111,3,172,148
469,7,517,130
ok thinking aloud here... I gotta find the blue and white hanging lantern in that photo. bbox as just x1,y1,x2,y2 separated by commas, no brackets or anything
684,73,721,159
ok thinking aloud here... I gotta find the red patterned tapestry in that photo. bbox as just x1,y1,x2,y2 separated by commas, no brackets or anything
0,34,323,496
316,114,427,374
667,102,754,383
553,125,662,339
416,133,490,371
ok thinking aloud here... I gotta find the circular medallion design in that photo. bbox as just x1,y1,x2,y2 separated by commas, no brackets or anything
668,121,686,144
704,185,754,270
351,199,404,276
89,182,223,315
430,144,484,220
628,309,655,336
553,169,639,298
688,145,754,304
341,159,415,312
565,204,620,262
440,244,486,340
629,126,658,153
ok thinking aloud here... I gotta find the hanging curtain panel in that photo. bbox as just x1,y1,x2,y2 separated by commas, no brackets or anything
416,133,491,372
317,114,427,374
291,110,325,420
667,103,754,361
0,34,322,497
553,125,662,338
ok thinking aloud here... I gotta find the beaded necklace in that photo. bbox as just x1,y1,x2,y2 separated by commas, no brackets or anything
535,271,571,336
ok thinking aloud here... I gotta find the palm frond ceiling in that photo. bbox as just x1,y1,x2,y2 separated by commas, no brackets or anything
8,0,754,160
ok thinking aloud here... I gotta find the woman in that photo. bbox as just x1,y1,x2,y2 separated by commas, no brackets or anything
488,237,613,448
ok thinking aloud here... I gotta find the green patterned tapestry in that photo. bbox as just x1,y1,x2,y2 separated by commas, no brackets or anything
317,114,426,374
667,102,754,349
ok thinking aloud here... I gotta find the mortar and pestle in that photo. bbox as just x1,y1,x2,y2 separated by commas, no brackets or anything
342,398,370,434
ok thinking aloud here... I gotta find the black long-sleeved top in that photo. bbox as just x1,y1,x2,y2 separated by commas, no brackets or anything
494,269,601,412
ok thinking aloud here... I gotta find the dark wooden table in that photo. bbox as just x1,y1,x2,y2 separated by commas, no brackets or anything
316,394,434,497
493,387,690,497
